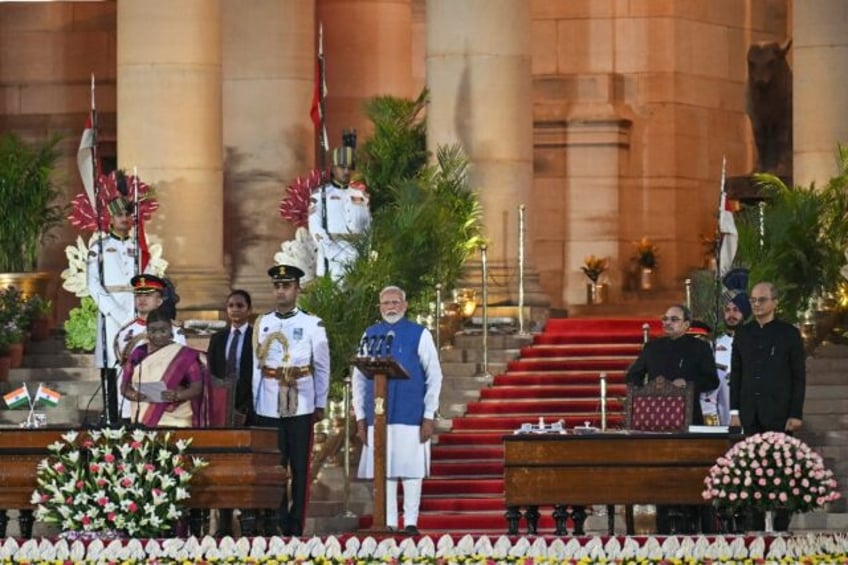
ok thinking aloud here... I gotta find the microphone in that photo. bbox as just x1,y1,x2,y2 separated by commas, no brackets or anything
358,336,368,357
375,334,386,357
384,331,395,356
367,335,380,357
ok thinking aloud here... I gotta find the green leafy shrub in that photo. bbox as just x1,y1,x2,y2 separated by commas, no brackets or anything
64,296,98,352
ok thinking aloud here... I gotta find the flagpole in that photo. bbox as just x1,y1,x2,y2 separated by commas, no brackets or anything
713,155,727,343
24,385,35,428
317,22,331,275
133,166,141,276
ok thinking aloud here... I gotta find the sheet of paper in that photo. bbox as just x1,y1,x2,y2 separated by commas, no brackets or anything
137,382,169,403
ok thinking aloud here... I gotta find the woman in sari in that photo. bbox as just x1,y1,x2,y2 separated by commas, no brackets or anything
121,305,212,427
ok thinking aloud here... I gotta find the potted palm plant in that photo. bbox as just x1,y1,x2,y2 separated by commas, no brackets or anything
0,132,66,298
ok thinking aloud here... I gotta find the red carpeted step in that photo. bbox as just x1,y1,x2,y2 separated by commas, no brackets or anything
450,414,624,431
423,478,503,495
508,358,632,371
431,444,504,460
493,371,626,386
435,432,507,446
430,460,504,476
464,398,623,415
544,318,661,333
420,497,506,512
534,333,646,345
480,384,628,400
520,344,642,358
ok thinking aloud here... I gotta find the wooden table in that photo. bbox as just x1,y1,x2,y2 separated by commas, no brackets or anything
503,432,737,535
0,427,286,537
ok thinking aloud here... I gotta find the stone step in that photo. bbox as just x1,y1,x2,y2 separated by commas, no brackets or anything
439,347,522,364
8,367,100,381
452,333,535,350
803,398,848,416
810,344,848,358
805,385,848,400
22,352,95,368
791,511,848,531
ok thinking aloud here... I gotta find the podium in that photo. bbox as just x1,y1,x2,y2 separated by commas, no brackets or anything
353,355,409,532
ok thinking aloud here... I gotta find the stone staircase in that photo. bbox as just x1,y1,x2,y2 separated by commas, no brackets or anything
791,343,848,531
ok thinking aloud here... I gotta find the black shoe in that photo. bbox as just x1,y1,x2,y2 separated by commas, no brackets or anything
404,525,420,536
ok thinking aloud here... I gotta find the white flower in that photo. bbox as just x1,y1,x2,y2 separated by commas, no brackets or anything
60,237,90,298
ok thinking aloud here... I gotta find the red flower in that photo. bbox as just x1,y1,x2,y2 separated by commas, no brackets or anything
104,453,115,463
128,501,138,513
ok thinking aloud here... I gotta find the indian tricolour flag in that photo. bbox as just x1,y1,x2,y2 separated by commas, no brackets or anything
35,384,61,407
3,385,30,409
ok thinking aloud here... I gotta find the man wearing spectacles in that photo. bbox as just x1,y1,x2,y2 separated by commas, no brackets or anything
626,304,720,535
728,281,805,532
352,285,444,536
626,304,720,426
729,281,805,435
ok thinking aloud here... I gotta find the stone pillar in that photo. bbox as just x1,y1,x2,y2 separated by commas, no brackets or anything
221,0,315,310
318,0,414,144
117,0,227,309
793,1,848,187
427,0,544,308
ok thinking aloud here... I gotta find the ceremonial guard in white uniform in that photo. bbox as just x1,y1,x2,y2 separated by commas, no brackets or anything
252,264,330,536
308,143,371,280
87,196,141,422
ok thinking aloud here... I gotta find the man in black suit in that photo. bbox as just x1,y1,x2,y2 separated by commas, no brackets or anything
729,281,805,435
729,281,805,531
206,289,254,536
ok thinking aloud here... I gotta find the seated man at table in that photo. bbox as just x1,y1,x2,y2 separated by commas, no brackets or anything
625,304,720,534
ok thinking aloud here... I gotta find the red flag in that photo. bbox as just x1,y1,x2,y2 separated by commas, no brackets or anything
310,23,328,153
137,214,151,273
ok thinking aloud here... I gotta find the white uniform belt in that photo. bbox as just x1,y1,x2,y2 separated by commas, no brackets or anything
105,285,133,292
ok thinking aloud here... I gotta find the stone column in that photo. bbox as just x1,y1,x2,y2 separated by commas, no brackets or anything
426,0,544,308
117,0,227,309
318,0,414,144
221,0,315,310
793,1,848,187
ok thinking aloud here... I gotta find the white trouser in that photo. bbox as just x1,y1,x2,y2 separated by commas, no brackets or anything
386,478,422,528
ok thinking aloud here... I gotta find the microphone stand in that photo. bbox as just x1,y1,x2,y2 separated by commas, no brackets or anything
91,75,114,427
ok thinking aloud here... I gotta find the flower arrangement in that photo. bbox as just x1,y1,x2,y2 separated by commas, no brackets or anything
581,255,609,284
31,428,208,538
634,236,658,269
702,431,840,514
3,532,848,564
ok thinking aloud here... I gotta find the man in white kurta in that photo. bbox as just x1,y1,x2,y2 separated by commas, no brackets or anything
353,286,443,535
251,264,330,536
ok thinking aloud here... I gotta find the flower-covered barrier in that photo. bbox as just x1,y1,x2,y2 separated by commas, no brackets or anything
2,533,848,564
703,431,840,514
32,429,207,538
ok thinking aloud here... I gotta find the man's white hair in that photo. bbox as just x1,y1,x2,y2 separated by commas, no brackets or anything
380,285,406,301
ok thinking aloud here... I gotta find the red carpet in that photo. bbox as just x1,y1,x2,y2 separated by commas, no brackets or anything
358,317,660,535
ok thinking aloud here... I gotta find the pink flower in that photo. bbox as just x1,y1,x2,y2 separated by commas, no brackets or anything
174,467,185,476
53,463,65,473
128,501,138,513
97,479,107,487
779,492,788,502
754,492,762,499
98,496,109,506
82,516,90,525
740,491,749,500
758,478,767,486
121,477,133,488
104,453,115,463
131,441,142,449
90,463,100,473
108,512,116,521
773,478,781,486
144,464,155,472
76,480,84,489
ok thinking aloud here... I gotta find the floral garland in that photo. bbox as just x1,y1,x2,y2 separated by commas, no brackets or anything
31,428,207,539
703,431,840,513
68,170,158,233
1,533,848,564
